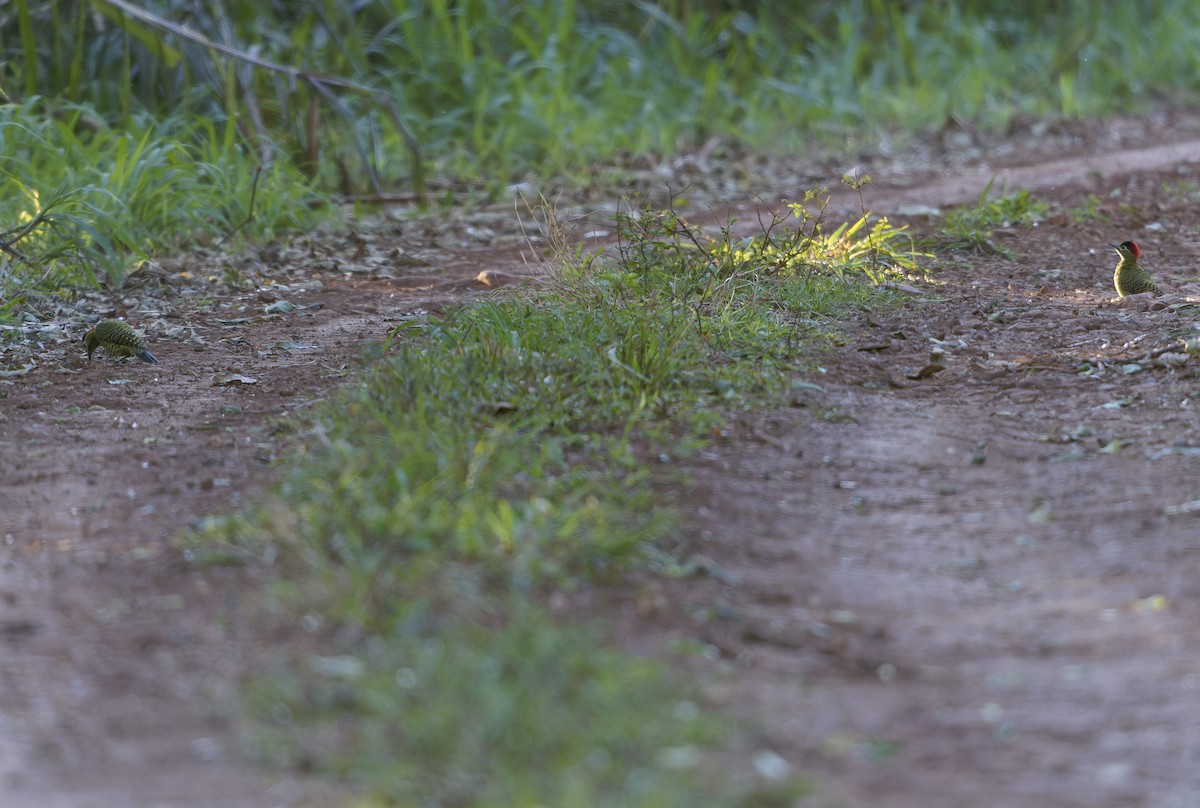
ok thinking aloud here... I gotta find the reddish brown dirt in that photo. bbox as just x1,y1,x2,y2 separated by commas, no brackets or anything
5,120,1200,805
660,143,1200,805
1,239,541,805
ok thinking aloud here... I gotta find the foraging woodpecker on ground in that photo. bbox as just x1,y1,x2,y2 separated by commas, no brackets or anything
1110,240,1162,297
82,319,158,364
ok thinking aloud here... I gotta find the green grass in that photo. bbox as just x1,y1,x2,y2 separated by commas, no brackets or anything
6,1,1200,191
938,178,1052,256
193,195,923,806
247,604,738,808
0,100,323,296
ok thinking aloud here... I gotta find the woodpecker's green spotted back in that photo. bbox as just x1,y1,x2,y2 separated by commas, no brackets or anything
1111,240,1162,297
83,319,158,364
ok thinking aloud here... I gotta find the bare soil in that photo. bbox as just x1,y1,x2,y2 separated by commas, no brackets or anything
6,116,1200,805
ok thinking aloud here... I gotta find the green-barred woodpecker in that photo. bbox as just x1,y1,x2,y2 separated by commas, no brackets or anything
1111,240,1162,297
83,319,158,364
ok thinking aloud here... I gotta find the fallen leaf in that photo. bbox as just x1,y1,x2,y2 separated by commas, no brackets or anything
1048,448,1087,463
880,282,923,295
906,362,946,380
477,270,518,287
0,364,34,377
1098,395,1138,410
213,374,257,386
1152,352,1188,369
1027,501,1054,523
1165,499,1200,516
473,400,517,416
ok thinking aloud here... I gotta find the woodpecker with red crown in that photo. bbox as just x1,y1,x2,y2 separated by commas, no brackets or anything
1110,240,1162,297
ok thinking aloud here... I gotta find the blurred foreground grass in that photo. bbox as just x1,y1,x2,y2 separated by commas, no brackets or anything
194,196,922,805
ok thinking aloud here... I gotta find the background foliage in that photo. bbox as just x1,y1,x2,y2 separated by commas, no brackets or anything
3,0,1198,194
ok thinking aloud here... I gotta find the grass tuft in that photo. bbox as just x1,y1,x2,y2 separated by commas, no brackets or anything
938,177,1051,256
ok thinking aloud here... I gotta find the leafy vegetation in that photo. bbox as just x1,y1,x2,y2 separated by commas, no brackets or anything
719,183,925,285
5,1,1200,193
0,101,323,303
939,178,1051,255
194,195,921,805
1067,193,1109,224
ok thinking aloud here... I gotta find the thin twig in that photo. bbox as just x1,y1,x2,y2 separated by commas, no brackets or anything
215,166,262,248
0,239,22,261
1136,343,1189,363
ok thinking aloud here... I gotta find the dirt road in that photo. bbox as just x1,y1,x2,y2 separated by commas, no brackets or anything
5,118,1200,805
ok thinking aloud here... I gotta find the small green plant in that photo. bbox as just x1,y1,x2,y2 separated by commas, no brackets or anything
1162,179,1200,203
940,177,1050,255
718,180,926,285
1068,193,1108,223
